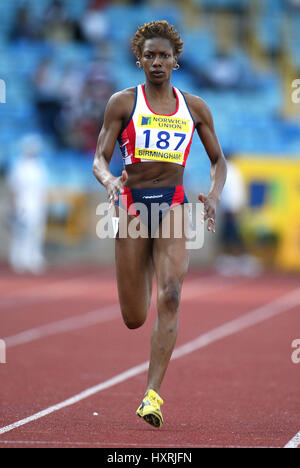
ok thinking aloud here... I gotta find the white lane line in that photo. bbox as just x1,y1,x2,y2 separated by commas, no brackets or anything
2,276,233,348
284,431,300,448
0,275,99,309
0,286,299,436
173,286,300,360
0,361,149,435
3,304,120,348
0,273,224,309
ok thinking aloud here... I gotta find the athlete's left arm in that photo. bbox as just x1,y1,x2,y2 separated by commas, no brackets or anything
187,94,227,232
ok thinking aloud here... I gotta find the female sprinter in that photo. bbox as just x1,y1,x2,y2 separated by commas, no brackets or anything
93,20,227,428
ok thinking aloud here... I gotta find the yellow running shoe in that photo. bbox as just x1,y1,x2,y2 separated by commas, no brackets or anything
136,389,164,428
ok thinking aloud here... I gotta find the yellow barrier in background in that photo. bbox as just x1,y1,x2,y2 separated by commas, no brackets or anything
46,190,89,245
235,156,300,271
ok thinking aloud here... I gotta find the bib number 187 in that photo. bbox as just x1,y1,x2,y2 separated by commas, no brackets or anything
143,130,186,151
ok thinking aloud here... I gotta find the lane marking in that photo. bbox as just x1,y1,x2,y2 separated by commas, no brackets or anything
173,286,300,360
0,275,100,309
0,273,224,309
0,286,299,436
284,430,300,448
0,361,149,435
4,304,120,348
3,276,235,348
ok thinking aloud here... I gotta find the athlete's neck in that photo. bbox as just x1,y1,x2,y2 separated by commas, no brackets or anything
144,81,174,101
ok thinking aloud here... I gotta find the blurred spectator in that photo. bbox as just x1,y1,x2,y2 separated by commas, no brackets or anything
61,61,115,152
32,58,63,144
198,50,244,90
58,62,85,122
79,0,109,44
10,5,41,42
41,0,81,42
80,61,114,120
37,56,116,152
7,134,48,274
215,154,262,276
219,154,247,254
286,0,300,10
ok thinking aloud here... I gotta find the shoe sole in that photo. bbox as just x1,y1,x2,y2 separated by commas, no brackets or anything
137,411,163,428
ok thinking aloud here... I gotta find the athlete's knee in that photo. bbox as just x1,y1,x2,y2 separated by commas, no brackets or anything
121,308,147,329
123,317,146,330
158,281,181,312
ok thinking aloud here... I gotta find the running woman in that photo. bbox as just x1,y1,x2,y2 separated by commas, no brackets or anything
93,20,227,428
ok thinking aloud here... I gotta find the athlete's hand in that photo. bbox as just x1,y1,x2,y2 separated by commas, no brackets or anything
106,170,128,208
198,193,217,233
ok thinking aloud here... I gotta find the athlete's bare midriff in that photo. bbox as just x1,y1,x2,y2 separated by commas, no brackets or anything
125,161,184,188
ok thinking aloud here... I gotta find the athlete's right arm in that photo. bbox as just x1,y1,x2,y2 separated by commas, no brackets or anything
92,91,129,204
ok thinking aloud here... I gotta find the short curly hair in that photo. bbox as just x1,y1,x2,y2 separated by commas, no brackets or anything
131,20,183,59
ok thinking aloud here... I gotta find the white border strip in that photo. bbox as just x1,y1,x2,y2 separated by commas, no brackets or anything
284,431,300,448
0,286,299,437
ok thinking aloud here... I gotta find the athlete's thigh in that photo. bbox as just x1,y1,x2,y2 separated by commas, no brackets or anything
152,204,190,288
115,206,154,323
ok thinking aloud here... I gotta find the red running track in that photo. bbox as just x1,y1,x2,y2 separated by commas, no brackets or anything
0,266,299,448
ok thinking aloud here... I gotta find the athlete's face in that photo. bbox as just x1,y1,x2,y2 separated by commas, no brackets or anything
140,38,176,83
